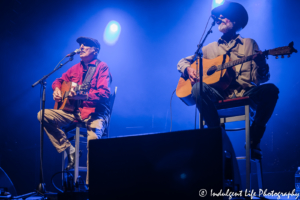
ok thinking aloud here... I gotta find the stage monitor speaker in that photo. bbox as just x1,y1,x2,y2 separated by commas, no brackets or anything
0,167,17,196
89,127,241,200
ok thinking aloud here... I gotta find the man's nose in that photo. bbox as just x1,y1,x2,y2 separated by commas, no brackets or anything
80,44,84,49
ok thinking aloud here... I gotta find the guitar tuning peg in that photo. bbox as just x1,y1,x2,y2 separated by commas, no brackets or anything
288,54,290,58
276,56,278,59
281,55,284,58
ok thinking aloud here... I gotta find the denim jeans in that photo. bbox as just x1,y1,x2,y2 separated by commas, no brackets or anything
191,82,279,128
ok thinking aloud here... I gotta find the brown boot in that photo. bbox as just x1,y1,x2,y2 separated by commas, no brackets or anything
65,150,82,171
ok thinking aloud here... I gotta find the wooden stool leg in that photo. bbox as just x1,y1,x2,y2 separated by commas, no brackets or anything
74,124,80,183
245,105,251,190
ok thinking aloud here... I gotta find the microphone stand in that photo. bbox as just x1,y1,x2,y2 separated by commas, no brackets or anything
193,19,217,129
32,55,75,194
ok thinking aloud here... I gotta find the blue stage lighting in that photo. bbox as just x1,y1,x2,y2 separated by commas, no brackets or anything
103,20,121,45
212,0,225,10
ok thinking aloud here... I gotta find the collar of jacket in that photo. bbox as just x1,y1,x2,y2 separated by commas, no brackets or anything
218,34,244,46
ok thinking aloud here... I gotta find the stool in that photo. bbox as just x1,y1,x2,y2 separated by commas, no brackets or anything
201,96,263,190
62,86,117,185
62,123,87,184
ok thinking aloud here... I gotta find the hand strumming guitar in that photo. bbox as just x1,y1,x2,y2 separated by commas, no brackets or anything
185,66,200,85
68,86,88,100
53,87,62,102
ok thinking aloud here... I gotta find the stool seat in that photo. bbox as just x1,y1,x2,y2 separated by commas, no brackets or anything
216,97,256,123
216,97,255,109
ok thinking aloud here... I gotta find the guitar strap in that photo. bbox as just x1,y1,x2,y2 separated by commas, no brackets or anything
81,59,101,91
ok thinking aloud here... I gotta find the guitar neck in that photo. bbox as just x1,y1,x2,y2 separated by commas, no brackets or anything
213,41,297,72
216,54,257,71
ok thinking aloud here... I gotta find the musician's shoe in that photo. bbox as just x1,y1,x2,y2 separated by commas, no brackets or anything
65,150,82,171
220,123,225,130
249,123,266,161
251,143,263,161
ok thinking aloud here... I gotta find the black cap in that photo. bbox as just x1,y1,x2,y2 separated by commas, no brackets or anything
76,36,101,50
211,1,248,29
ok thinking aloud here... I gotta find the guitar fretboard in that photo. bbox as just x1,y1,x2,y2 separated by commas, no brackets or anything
216,54,256,71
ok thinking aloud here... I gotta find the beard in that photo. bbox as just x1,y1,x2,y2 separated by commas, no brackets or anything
218,21,234,33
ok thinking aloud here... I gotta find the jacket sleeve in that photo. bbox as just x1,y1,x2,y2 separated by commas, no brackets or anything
87,62,111,102
177,55,195,77
249,40,270,85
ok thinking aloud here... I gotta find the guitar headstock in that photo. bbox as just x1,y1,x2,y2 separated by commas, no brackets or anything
265,42,298,58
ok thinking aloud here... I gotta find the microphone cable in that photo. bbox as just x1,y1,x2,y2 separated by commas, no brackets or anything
169,89,176,132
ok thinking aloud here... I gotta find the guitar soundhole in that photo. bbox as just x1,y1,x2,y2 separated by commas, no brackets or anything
207,65,217,76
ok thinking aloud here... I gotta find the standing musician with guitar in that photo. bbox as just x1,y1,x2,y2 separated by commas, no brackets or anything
177,2,279,160
37,37,112,186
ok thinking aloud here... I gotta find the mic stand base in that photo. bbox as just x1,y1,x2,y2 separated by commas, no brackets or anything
37,183,46,194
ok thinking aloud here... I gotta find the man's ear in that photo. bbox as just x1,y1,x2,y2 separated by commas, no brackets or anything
94,47,99,55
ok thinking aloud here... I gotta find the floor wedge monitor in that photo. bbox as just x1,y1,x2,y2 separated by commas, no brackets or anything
89,127,241,200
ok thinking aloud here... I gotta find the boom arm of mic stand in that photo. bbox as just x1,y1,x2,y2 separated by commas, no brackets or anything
31,55,75,194
32,57,74,88
193,21,216,129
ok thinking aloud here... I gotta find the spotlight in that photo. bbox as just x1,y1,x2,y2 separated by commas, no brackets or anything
103,20,121,45
110,24,118,32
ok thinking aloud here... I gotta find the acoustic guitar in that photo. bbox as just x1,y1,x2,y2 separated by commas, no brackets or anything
176,42,297,106
54,81,89,112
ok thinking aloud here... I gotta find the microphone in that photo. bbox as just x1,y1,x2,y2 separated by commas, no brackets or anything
66,49,80,57
211,15,223,25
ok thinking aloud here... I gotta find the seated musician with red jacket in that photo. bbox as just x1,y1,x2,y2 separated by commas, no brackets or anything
37,36,112,186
